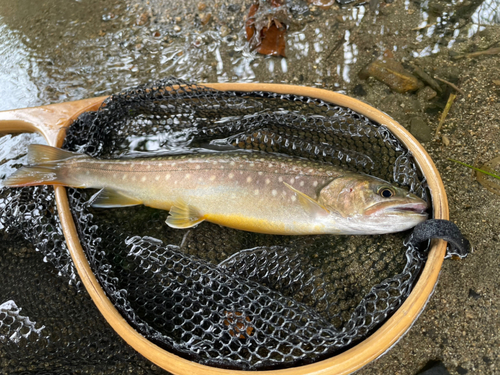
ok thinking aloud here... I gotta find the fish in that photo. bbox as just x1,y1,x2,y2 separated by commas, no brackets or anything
2,144,428,235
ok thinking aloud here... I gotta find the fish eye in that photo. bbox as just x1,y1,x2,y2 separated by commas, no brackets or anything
378,187,395,198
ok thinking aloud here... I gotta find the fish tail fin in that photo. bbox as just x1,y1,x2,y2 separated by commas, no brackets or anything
2,145,84,187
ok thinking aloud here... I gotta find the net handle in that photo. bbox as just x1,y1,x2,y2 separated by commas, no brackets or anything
0,84,449,375
0,97,107,146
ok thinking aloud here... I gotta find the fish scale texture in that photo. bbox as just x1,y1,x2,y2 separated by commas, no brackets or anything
0,78,429,372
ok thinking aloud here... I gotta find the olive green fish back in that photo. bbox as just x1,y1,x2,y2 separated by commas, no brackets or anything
0,78,428,372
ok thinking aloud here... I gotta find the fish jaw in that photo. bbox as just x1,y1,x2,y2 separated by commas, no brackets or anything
364,199,428,217
318,210,428,235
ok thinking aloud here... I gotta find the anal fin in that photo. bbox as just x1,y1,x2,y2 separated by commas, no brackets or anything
90,188,142,208
166,200,205,229
283,182,330,217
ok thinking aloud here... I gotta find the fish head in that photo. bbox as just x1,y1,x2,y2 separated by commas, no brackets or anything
317,174,428,234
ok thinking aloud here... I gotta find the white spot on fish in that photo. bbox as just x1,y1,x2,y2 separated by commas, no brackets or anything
246,177,252,183
122,175,127,180
254,189,259,195
282,190,287,196
100,164,106,168
319,168,324,172
198,177,203,181
140,161,144,165
181,156,186,159
141,176,146,182
309,169,313,173
231,193,236,199
108,165,113,170
185,174,191,179
172,163,176,167
175,180,178,185
300,181,304,187
268,163,273,168
250,163,255,167
86,170,90,175
240,171,243,175
113,174,117,179
229,173,234,179
210,175,216,181
291,195,297,202
272,189,278,196
159,163,163,167
230,161,235,166
313,181,318,187
258,171,263,176
165,174,171,180
195,165,201,169
132,176,136,182
278,177,283,182
265,179,270,184
289,178,295,184
155,175,160,181
213,161,218,165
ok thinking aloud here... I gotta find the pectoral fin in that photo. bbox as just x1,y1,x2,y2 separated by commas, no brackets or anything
283,182,330,217
90,188,142,208
166,200,205,229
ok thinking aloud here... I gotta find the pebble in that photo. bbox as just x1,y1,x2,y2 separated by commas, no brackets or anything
173,25,181,32
442,135,450,146
417,360,451,375
353,84,367,96
409,117,432,142
199,13,211,26
418,86,438,101
136,12,150,26
220,25,230,37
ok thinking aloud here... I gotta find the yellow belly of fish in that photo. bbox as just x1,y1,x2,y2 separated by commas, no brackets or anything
205,213,321,235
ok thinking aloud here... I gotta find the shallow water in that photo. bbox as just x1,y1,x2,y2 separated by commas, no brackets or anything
0,0,497,110
0,0,499,374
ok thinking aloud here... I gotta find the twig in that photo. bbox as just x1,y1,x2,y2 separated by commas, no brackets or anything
448,159,500,181
434,77,465,95
326,31,346,59
411,22,436,31
454,46,500,59
411,64,442,93
435,92,456,137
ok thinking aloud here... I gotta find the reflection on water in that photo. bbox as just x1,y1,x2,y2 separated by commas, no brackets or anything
0,19,39,111
413,0,500,56
0,0,498,112
0,133,46,187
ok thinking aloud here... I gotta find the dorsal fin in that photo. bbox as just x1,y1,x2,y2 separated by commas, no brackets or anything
283,182,330,217
166,200,205,229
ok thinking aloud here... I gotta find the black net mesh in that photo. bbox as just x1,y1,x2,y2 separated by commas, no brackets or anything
0,78,430,372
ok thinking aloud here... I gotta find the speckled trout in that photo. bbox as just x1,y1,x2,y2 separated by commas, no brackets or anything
3,145,428,235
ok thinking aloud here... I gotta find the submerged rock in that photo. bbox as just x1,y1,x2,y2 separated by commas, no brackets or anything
359,51,424,93
418,86,438,101
409,117,432,142
417,360,451,374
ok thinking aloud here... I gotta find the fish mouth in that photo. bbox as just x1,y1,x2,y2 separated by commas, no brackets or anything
365,201,428,216
386,202,428,215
